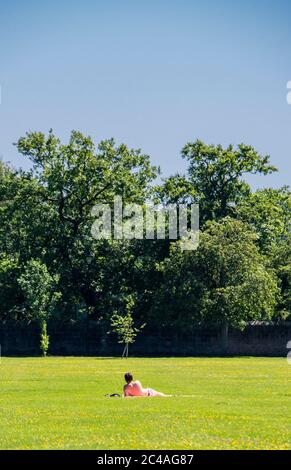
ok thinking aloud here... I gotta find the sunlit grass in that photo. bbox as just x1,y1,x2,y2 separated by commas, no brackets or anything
0,357,290,449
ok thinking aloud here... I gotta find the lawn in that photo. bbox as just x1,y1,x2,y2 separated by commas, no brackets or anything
0,357,290,449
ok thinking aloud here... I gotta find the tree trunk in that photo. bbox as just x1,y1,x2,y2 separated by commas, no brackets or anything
221,322,229,355
122,343,129,358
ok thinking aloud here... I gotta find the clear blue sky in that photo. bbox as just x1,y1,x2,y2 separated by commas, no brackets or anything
1,0,291,188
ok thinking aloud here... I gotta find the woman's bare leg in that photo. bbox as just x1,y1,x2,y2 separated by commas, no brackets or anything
151,390,171,397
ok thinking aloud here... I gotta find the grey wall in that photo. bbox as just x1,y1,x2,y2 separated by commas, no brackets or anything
0,321,290,357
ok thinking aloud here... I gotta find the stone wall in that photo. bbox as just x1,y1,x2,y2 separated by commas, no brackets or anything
0,321,290,356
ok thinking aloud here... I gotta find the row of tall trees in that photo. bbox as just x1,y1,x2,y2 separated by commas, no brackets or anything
0,131,290,354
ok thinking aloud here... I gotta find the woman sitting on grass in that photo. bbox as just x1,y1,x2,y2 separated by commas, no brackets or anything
123,372,170,397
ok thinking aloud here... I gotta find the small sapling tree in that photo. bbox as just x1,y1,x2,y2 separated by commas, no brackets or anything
110,295,145,358
18,260,61,356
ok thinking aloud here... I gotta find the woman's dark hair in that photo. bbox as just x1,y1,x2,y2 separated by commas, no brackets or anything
124,372,133,383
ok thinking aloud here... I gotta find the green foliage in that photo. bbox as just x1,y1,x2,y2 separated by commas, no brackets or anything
0,254,21,319
155,218,279,330
110,295,145,353
40,321,49,357
270,234,291,320
16,130,158,213
14,131,158,321
154,174,197,205
111,312,139,345
0,134,289,346
164,140,277,224
236,187,291,252
18,259,61,324
18,260,60,355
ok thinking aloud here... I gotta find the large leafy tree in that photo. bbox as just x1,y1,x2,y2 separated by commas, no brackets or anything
0,135,288,351
110,293,145,358
236,188,291,318
0,254,21,321
154,218,279,351
154,174,197,205
15,131,159,320
82,238,167,334
158,140,277,225
18,260,61,355
16,131,158,219
0,161,47,320
236,187,291,252
270,234,291,320
183,140,277,223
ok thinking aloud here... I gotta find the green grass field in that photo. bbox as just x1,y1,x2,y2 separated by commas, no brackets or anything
0,357,290,449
